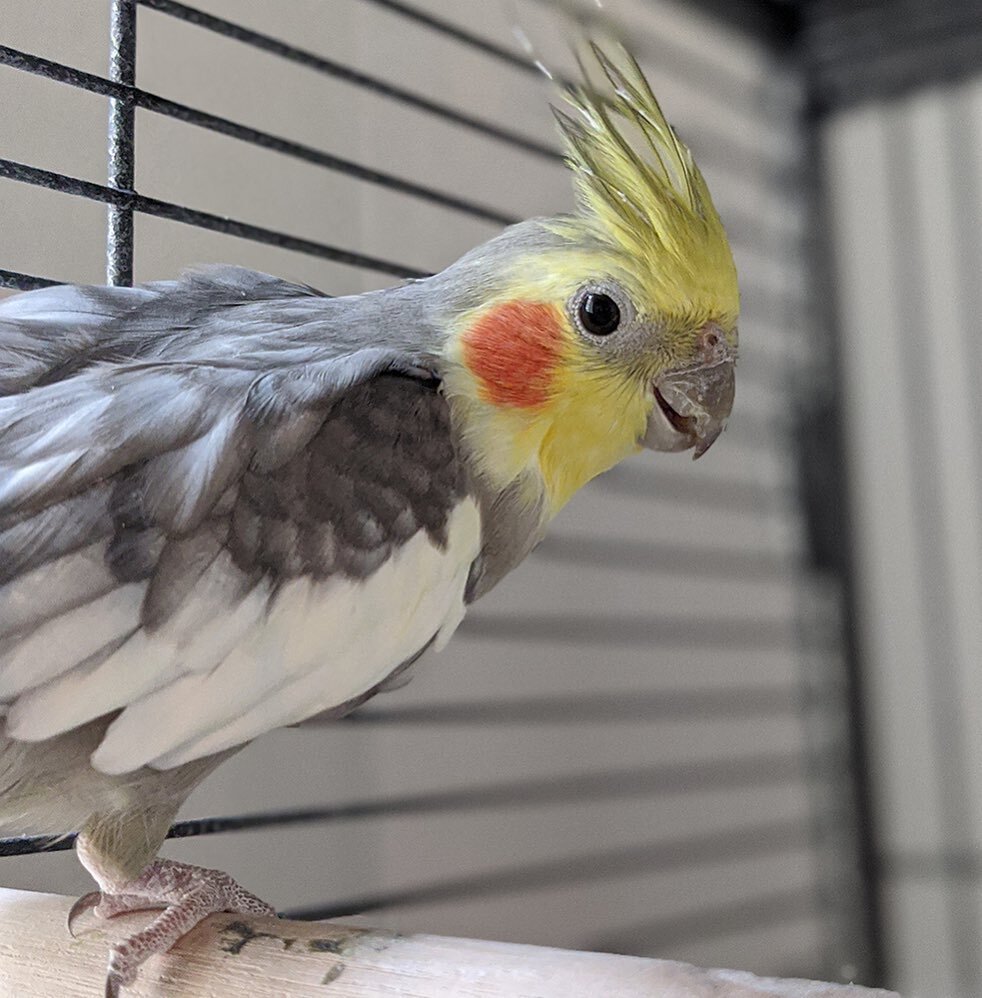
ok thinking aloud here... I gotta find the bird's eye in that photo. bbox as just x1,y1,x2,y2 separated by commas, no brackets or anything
578,292,621,336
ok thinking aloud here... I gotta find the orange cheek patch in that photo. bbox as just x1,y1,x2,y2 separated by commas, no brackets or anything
462,301,566,409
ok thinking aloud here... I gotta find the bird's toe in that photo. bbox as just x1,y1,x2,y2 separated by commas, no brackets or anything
86,859,275,995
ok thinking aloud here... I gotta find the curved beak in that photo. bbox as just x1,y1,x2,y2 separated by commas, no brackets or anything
641,326,736,459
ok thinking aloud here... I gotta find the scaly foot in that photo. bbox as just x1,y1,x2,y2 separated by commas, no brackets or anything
67,858,276,997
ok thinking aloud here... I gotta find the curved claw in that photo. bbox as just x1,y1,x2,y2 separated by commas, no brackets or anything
105,969,128,998
67,890,102,938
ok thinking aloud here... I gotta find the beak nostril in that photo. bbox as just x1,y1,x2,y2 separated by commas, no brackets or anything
696,324,731,364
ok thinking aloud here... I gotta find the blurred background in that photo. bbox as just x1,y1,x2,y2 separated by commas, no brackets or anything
0,1,978,996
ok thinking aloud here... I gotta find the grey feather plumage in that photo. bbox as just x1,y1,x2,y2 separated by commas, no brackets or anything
0,268,455,636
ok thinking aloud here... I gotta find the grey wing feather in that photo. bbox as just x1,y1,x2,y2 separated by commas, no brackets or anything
0,267,455,689
0,267,429,519
0,266,324,394
0,283,157,395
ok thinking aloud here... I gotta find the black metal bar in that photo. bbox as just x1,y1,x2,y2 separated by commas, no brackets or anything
0,46,517,228
361,0,804,178
460,612,797,651
0,43,126,94
0,268,62,290
107,0,137,286
342,685,816,727
128,95,515,227
366,0,804,188
283,818,814,920
599,464,792,515
533,0,797,119
359,0,543,76
0,835,73,857
0,159,429,279
137,0,562,162
0,750,828,857
583,885,822,954
533,533,795,580
798,68,888,987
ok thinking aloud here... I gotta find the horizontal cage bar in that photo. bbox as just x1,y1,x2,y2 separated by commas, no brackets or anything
533,533,797,579
359,0,799,151
0,45,517,227
137,0,562,161
283,817,816,919
341,684,837,727
460,612,804,651
583,884,824,954
0,268,63,290
0,158,428,279
0,749,833,857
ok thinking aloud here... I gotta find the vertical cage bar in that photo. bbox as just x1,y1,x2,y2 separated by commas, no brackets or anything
107,0,136,286
797,106,888,989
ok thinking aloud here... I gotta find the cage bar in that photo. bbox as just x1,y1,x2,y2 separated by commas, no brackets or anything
106,0,137,286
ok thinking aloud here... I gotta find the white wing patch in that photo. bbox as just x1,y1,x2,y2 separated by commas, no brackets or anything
0,583,144,702
0,542,116,638
5,551,271,742
64,497,480,774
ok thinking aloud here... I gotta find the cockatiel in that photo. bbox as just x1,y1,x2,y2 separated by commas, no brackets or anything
0,48,737,994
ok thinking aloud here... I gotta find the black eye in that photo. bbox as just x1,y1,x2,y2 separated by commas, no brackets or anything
578,292,620,336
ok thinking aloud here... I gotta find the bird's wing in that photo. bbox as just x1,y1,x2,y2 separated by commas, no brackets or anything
0,275,479,774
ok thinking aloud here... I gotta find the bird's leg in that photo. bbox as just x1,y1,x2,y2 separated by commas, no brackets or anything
74,839,275,997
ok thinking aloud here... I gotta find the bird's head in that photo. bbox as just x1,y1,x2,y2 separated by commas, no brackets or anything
436,47,738,512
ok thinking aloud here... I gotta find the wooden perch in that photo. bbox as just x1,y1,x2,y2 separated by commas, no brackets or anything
0,888,899,997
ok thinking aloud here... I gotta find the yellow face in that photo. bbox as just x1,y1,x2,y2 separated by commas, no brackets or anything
447,242,738,512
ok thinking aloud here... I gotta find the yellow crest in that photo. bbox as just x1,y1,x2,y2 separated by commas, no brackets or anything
551,46,739,327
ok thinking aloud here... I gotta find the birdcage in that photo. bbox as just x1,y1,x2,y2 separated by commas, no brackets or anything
5,2,977,996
